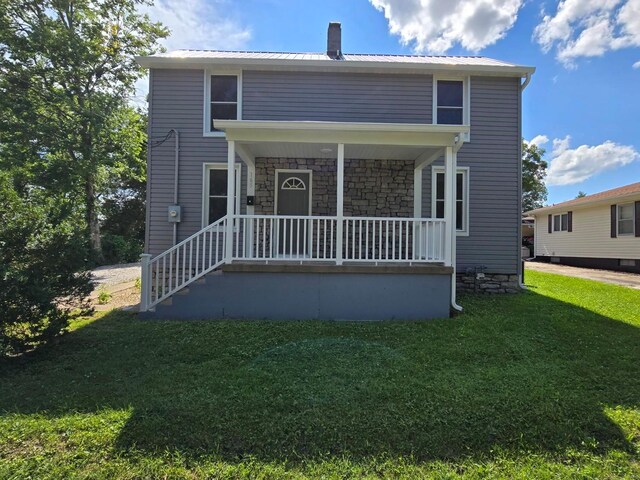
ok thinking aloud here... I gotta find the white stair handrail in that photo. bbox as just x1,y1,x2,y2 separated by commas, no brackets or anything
140,215,229,311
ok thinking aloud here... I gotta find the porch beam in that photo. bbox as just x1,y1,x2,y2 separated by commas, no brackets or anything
224,129,463,147
414,148,443,170
336,143,345,265
225,140,236,263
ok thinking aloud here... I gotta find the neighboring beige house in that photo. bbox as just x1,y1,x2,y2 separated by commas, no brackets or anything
526,182,640,273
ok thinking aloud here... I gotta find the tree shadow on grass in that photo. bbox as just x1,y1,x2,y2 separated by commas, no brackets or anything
0,285,639,464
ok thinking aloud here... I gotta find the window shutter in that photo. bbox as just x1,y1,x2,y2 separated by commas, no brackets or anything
611,205,617,238
548,214,552,234
567,211,573,232
635,201,640,237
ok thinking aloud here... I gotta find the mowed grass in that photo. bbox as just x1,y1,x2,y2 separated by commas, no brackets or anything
0,269,639,479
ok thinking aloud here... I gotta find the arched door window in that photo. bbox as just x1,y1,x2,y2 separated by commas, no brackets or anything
281,177,306,190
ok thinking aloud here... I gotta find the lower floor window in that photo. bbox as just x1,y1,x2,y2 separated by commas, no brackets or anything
617,203,635,235
432,166,469,234
553,213,569,232
203,164,241,226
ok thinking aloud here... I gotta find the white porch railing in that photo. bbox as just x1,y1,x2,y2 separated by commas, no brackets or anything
343,217,446,262
235,215,338,261
141,215,446,311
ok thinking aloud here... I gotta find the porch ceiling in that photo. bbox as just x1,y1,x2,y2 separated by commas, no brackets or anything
238,142,442,161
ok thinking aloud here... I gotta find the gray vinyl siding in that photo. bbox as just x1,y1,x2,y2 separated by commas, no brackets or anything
146,69,245,257
148,69,520,275
421,76,521,274
243,71,432,123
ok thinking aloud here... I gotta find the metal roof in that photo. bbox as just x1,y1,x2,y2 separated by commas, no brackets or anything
151,50,515,66
137,50,535,76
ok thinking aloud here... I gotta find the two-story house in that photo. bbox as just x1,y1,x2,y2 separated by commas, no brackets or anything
137,23,535,320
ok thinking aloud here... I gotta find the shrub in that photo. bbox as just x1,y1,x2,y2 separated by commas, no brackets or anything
0,175,93,355
101,233,143,265
97,287,112,305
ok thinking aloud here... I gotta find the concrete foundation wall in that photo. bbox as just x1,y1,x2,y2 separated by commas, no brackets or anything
148,270,452,320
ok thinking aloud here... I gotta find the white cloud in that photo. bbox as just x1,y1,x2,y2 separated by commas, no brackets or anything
546,136,639,185
527,134,549,147
534,0,640,65
133,0,251,104
369,0,525,54
633,60,640,68
142,0,251,52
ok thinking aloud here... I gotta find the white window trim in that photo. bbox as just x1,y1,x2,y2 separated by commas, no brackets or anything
552,212,569,233
274,169,313,216
431,166,470,236
201,162,242,228
432,75,470,140
617,202,635,236
203,70,243,137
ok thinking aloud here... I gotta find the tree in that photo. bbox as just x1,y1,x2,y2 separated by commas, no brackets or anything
100,109,147,264
0,0,166,260
0,173,93,355
576,191,587,198
522,141,548,212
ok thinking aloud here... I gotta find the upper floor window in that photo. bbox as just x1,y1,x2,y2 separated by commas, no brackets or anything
432,166,469,235
205,72,241,135
617,203,635,235
433,76,470,130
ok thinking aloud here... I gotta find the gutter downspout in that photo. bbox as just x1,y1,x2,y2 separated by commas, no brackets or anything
171,129,180,246
519,72,531,288
450,135,466,313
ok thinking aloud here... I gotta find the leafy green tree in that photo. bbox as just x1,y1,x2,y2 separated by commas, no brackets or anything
522,141,548,212
100,117,147,265
0,0,166,260
576,191,587,198
0,173,93,355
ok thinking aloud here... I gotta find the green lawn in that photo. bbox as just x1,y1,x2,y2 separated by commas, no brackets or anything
1,270,639,479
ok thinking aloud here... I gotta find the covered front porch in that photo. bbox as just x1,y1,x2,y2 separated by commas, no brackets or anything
141,120,468,314
221,120,467,267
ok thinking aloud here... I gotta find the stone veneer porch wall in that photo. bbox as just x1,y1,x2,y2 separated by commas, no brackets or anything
254,158,414,217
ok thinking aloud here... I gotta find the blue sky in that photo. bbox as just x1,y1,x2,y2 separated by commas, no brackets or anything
146,0,640,205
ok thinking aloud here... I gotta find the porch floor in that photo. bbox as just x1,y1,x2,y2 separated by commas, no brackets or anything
222,262,452,275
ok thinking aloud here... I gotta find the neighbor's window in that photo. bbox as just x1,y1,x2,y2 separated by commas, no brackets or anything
436,80,464,125
210,75,239,131
433,167,468,233
617,203,635,235
204,164,240,225
553,213,569,232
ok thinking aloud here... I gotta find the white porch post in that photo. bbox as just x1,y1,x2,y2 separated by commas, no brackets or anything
450,148,460,309
336,143,345,265
140,253,151,312
444,146,455,267
225,140,236,263
413,168,423,218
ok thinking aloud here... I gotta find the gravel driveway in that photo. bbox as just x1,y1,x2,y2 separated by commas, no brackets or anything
91,262,141,287
526,261,640,290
